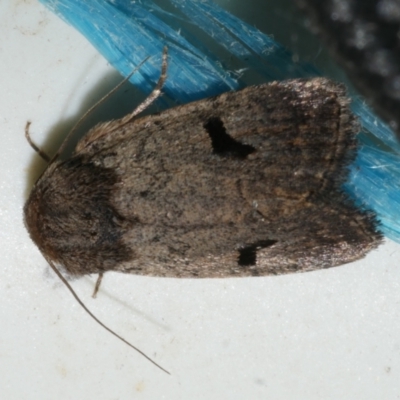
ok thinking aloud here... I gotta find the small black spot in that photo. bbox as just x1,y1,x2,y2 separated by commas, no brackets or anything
203,117,256,159
238,240,278,266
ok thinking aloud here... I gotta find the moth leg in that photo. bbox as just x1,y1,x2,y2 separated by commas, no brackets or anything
50,48,169,161
24,121,51,162
117,46,168,126
92,273,104,299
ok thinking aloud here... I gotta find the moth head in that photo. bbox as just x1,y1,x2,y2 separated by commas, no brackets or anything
24,158,134,275
24,165,62,264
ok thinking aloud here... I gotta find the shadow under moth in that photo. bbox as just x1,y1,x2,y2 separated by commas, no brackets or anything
23,55,382,371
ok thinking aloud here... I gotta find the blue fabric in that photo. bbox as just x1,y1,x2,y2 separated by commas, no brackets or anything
40,0,400,241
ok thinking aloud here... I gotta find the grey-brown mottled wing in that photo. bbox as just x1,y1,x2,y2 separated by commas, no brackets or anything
25,78,381,277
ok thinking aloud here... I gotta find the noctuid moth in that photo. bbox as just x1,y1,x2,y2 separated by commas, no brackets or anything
23,50,381,371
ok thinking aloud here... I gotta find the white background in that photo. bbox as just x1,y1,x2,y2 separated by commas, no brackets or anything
1,1,400,399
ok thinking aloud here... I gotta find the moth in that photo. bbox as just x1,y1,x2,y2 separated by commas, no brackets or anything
23,55,381,371
24,78,381,281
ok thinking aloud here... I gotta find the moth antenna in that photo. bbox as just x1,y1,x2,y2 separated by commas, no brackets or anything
49,54,153,165
25,121,51,163
45,258,170,374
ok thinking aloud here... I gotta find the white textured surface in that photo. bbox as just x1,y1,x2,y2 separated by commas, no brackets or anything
1,1,400,399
